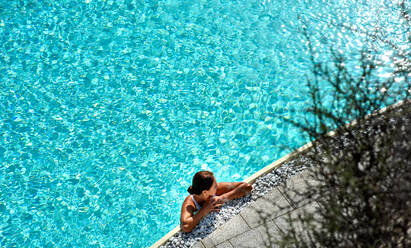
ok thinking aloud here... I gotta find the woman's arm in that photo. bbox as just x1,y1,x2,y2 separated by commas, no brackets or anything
180,197,221,232
180,204,207,232
216,182,253,202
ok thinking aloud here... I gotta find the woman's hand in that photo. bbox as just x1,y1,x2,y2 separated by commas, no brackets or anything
202,197,224,213
211,195,227,205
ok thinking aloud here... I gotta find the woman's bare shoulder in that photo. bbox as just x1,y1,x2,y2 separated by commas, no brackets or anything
181,195,195,208
181,195,196,217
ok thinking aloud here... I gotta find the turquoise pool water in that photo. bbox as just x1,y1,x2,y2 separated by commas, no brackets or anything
0,0,407,247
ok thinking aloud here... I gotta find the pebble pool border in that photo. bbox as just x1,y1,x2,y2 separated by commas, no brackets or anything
150,99,408,248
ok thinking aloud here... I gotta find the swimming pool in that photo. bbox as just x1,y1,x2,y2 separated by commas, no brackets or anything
0,0,407,247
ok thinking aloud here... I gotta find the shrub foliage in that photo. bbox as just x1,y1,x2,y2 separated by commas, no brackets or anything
273,1,411,247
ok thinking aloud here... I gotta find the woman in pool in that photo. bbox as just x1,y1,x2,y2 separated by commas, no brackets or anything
180,171,253,232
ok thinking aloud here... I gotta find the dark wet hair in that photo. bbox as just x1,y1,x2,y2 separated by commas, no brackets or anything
187,171,214,195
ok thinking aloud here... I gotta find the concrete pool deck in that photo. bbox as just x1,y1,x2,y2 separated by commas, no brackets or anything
191,171,319,248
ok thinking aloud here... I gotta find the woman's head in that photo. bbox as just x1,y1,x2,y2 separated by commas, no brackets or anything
187,171,217,196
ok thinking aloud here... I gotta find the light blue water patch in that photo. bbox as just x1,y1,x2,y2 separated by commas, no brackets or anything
0,0,408,247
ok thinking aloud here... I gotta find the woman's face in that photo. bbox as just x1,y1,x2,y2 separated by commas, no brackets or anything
205,177,218,198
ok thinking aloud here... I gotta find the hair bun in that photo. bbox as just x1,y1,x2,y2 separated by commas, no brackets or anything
187,186,193,194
